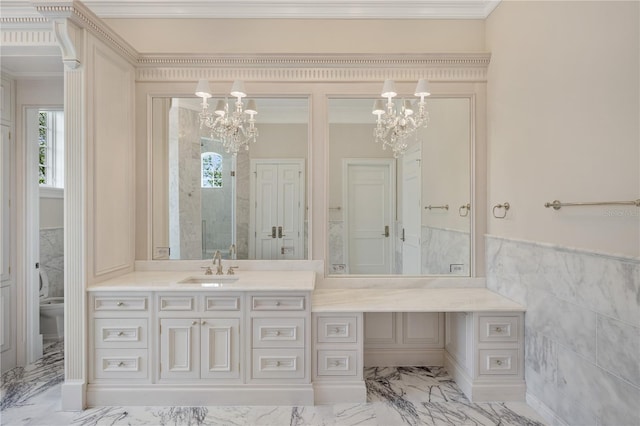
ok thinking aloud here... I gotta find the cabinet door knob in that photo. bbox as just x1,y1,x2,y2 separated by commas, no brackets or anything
116,301,124,307
275,301,281,306
192,321,198,326
275,361,281,367
275,330,281,336
201,320,207,325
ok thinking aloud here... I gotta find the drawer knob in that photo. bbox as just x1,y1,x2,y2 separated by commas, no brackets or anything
275,331,281,336
496,360,503,366
116,302,124,307
118,361,125,367
495,327,503,333
332,361,341,367
334,328,341,333
117,331,124,337
275,301,281,306
275,361,281,367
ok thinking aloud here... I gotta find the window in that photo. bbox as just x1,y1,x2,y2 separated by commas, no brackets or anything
201,152,223,188
39,110,64,188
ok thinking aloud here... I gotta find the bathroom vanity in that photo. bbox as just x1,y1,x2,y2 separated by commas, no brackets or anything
87,269,525,406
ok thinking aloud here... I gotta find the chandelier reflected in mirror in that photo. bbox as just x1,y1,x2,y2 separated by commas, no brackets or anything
195,79,258,155
372,79,430,157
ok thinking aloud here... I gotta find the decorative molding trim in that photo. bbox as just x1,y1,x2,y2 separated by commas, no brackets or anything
0,28,57,46
135,53,490,82
34,1,138,65
65,0,502,20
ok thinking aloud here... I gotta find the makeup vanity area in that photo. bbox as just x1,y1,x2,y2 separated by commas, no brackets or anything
86,265,525,406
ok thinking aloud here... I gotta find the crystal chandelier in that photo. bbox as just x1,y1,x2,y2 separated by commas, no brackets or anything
195,79,258,155
372,79,430,158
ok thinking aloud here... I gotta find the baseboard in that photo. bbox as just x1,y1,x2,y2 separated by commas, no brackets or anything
526,392,567,426
364,348,443,367
61,380,86,411
444,351,525,402
86,384,315,406
313,381,367,404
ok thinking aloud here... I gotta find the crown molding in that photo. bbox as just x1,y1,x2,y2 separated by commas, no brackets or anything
63,0,501,19
135,53,490,82
33,1,138,65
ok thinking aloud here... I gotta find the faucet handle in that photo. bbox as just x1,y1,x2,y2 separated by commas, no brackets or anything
201,266,213,275
227,266,239,275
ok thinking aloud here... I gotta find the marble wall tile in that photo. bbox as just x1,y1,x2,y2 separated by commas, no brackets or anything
596,314,640,388
328,221,345,273
558,347,640,426
487,235,640,426
421,226,470,275
39,227,64,297
526,289,597,362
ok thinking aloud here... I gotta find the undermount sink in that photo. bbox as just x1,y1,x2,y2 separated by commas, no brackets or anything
178,275,239,285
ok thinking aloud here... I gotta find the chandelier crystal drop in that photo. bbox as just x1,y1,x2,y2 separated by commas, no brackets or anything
195,79,258,155
372,79,430,158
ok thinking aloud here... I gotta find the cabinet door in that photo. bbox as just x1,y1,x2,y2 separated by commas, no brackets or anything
160,318,199,380
200,318,240,379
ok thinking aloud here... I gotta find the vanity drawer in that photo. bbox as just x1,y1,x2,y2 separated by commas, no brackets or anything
93,348,148,380
478,315,520,343
252,348,305,379
158,295,196,311
205,295,241,311
316,316,357,343
94,296,148,312
316,350,358,377
94,318,147,349
478,349,519,376
252,318,304,348
252,296,305,311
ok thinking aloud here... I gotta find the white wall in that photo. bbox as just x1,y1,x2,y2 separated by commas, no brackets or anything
105,19,486,54
486,0,640,258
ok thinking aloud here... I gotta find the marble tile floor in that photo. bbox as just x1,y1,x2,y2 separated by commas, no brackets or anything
1,342,547,426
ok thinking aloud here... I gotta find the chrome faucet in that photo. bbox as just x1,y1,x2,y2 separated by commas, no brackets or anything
213,250,224,275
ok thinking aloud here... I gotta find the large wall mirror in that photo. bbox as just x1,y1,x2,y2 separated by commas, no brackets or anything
327,96,472,276
151,96,309,261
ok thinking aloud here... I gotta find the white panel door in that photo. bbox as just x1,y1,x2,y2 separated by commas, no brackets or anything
251,160,304,260
402,147,422,274
363,312,396,345
253,164,279,259
200,318,240,379
345,160,393,274
160,318,200,379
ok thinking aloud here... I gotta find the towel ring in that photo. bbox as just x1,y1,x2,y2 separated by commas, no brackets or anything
459,203,470,217
492,202,510,219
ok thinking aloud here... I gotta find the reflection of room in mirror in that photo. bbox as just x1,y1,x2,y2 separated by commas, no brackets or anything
328,97,471,276
152,97,309,261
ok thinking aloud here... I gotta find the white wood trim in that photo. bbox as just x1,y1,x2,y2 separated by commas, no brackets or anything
364,348,444,367
313,381,367,405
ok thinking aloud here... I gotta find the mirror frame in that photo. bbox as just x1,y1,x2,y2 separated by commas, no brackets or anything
135,55,488,279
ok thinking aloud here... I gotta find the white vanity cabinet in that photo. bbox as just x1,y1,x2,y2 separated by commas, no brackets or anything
157,293,242,382
444,311,525,402
248,293,310,382
89,293,151,382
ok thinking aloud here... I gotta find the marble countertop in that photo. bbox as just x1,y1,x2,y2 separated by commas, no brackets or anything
88,270,316,292
312,288,525,312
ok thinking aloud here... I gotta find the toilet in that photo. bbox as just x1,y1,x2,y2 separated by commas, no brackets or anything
39,268,64,339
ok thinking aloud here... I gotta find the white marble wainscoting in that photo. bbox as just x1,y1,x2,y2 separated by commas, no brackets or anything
486,235,640,426
1,343,547,425
421,226,470,275
328,220,346,274
39,227,64,297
